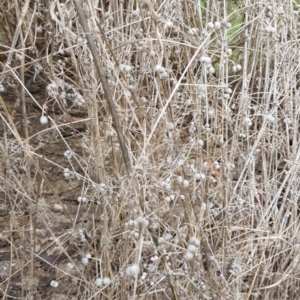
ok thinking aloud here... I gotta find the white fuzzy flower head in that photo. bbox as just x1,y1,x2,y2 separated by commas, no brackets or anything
136,216,149,227
149,50,156,56
236,64,242,71
183,179,189,188
94,278,102,286
154,65,164,73
64,150,73,159
265,114,275,123
214,21,221,29
50,280,59,288
77,196,87,203
165,20,173,29
160,71,169,79
198,139,204,147
243,117,252,127
184,251,194,261
208,66,215,74
187,244,197,252
188,28,198,35
226,22,232,29
126,264,140,277
200,56,211,64
67,263,74,269
207,22,214,29
265,25,276,33
177,176,183,185
63,168,71,178
284,118,292,125
189,237,199,245
102,277,111,286
40,115,48,125
81,257,89,266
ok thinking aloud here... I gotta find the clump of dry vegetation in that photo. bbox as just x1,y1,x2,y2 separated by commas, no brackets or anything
1,0,300,299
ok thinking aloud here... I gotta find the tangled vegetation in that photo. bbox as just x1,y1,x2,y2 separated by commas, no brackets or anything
1,0,300,299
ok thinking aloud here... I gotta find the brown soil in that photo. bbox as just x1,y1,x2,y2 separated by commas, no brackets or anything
0,85,99,299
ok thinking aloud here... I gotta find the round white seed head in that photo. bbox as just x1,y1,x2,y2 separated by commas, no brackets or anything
67,263,74,269
154,65,164,73
81,257,89,265
177,176,183,184
184,251,194,260
214,22,221,29
183,180,189,188
207,22,214,29
165,21,173,28
126,264,140,277
187,244,197,252
50,280,59,288
102,277,111,286
40,115,48,124
265,114,275,123
243,117,252,126
94,278,102,286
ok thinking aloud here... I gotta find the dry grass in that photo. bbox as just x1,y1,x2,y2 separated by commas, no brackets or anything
1,0,300,299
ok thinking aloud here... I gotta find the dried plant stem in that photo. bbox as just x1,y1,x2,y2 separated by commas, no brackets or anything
74,0,131,174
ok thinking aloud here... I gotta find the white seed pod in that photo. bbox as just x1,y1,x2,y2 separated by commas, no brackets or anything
36,26,43,33
236,64,242,71
94,278,102,286
183,180,189,188
149,50,156,56
200,56,211,64
243,117,252,126
124,65,133,72
81,257,89,265
165,183,171,190
165,196,171,202
284,118,292,125
119,64,126,72
131,9,140,18
165,20,173,29
102,277,111,286
160,71,169,79
265,25,275,33
225,22,232,29
40,115,48,124
184,251,194,260
67,263,74,269
265,114,275,123
154,65,164,73
50,280,59,288
208,66,215,74
207,22,214,29
188,28,198,35
195,173,202,180
126,264,140,277
214,21,221,29
177,176,183,185
187,244,197,252
166,122,175,131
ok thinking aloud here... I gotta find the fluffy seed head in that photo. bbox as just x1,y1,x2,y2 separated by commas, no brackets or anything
126,264,140,277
